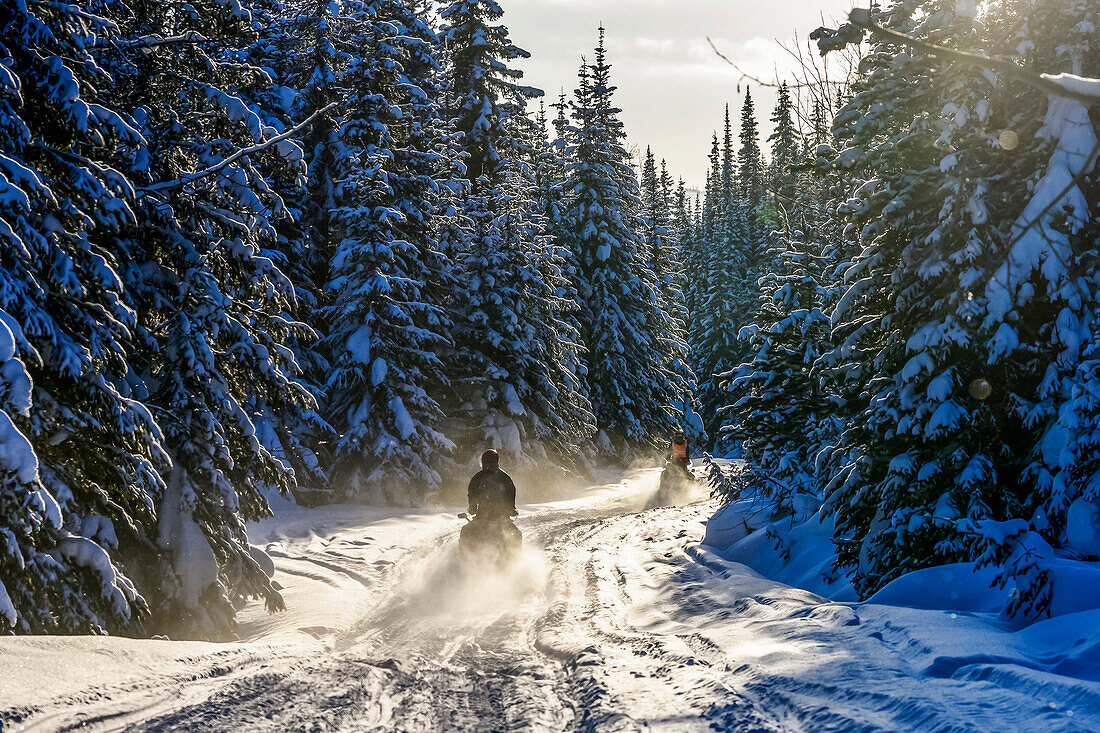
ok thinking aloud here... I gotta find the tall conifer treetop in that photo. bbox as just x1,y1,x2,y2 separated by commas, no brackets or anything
562,28,684,453
440,0,541,184
738,89,765,209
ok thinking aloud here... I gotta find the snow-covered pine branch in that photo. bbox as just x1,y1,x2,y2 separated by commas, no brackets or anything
94,32,210,49
841,8,1100,105
142,102,338,194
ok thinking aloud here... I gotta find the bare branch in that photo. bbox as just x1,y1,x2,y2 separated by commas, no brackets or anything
706,37,847,89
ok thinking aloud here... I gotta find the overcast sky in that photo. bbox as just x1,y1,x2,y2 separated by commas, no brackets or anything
504,0,856,191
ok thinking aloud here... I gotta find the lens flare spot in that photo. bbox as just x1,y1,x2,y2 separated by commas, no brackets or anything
969,378,993,400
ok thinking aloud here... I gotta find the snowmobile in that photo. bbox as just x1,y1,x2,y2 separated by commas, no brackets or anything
458,512,522,569
646,460,696,509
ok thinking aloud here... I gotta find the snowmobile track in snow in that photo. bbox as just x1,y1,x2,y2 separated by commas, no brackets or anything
3,469,1099,732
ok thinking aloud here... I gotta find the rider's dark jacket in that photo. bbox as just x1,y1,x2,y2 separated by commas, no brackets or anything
468,468,518,519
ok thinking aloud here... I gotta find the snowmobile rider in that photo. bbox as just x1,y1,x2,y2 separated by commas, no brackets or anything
668,431,690,474
467,449,518,521
461,450,521,553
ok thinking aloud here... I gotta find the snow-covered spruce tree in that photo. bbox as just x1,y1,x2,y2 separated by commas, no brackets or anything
0,312,46,632
694,107,760,453
741,87,781,345
106,0,317,637
673,177,700,319
439,0,532,184
724,193,843,512
440,0,594,469
0,0,168,633
323,0,458,502
689,133,722,380
738,89,766,210
767,82,801,203
738,87,774,274
660,160,699,407
536,95,580,306
671,175,709,445
687,135,717,441
244,0,334,495
977,0,1100,612
564,32,681,454
281,0,358,316
536,96,571,228
641,149,695,431
659,160,680,255
817,0,1100,610
722,86,827,489
535,100,598,457
806,101,831,157
491,117,596,464
698,204,758,455
1064,161,1100,562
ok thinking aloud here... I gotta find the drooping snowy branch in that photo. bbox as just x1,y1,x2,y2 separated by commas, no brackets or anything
94,32,210,49
142,102,338,194
841,8,1100,105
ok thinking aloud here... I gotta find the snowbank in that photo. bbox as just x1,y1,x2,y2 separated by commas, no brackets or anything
702,484,1100,626
869,558,1100,623
702,495,856,601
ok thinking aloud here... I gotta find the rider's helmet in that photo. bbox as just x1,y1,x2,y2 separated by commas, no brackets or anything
674,431,686,443
481,449,500,469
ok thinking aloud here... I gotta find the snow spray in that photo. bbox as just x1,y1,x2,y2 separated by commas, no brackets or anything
391,542,550,622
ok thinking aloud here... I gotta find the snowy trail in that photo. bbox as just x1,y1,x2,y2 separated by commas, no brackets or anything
3,468,1099,732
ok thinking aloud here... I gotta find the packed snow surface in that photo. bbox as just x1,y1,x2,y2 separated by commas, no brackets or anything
2,468,1099,731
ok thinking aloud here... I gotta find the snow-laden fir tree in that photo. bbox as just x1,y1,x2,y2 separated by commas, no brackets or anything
285,0,351,285
816,0,1100,611
535,96,578,299
641,149,695,433
806,101,830,157
724,190,843,511
0,0,167,633
687,135,716,427
817,0,1019,601
246,0,334,495
439,0,534,183
722,86,811,468
640,149,674,353
668,175,708,444
0,312,44,631
564,31,682,453
658,160,679,255
659,159,696,404
693,108,760,453
441,0,594,469
738,89,766,210
463,159,596,467
767,82,801,203
536,99,597,455
535,97,570,228
737,88,776,336
969,0,1100,612
321,0,459,503
106,0,317,637
673,177,700,320
690,132,723,380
